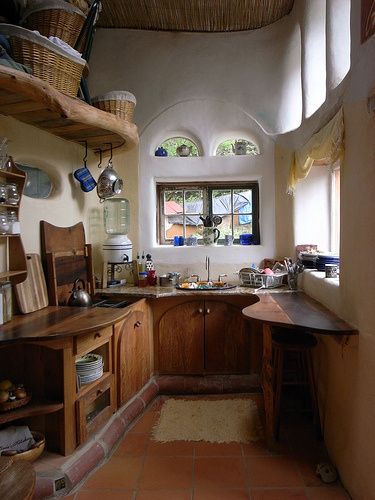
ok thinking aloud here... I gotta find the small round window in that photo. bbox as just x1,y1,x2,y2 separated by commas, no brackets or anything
215,139,259,156
155,137,199,157
17,164,53,199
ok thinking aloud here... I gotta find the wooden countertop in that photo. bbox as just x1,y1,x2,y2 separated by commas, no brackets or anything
242,292,357,335
0,306,131,344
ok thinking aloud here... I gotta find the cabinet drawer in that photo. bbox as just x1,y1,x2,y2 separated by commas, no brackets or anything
74,326,112,356
76,373,115,444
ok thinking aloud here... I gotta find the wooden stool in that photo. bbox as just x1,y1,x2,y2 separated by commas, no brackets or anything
272,329,320,439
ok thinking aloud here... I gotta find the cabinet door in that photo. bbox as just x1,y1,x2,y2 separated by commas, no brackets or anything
158,301,204,374
204,300,250,373
118,310,150,406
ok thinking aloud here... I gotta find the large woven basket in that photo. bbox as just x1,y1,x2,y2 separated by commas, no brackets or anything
0,24,87,96
21,0,86,47
91,91,136,122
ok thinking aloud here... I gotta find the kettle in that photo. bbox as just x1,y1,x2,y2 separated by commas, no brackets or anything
68,278,93,307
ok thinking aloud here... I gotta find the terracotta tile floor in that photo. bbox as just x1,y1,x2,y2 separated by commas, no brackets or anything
67,395,351,500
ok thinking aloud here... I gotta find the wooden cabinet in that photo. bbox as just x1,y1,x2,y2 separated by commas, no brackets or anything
154,296,258,375
74,326,116,445
0,158,27,294
114,299,151,406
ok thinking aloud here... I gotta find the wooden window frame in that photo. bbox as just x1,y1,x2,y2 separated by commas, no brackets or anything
157,181,260,245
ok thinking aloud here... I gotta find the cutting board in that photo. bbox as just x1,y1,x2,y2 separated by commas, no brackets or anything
15,254,49,314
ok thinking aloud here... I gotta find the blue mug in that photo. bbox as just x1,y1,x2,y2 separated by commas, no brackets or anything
239,233,253,245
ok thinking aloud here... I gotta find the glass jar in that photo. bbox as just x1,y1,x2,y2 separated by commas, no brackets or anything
0,210,9,234
0,184,7,204
7,210,19,234
6,183,20,205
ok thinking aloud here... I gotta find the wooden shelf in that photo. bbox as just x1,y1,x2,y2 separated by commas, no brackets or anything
0,66,139,154
0,171,25,179
0,399,64,425
76,371,112,399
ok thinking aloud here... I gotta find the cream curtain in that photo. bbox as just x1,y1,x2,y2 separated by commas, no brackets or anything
287,108,345,194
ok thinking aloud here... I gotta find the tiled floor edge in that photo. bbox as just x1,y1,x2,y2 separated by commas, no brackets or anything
34,374,261,498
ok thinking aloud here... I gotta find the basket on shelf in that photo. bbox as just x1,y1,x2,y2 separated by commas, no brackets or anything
12,431,45,462
239,269,286,289
91,91,137,122
0,24,87,97
21,0,86,48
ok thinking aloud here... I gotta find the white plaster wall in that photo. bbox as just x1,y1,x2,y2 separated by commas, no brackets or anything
137,98,275,279
89,17,302,136
0,116,139,282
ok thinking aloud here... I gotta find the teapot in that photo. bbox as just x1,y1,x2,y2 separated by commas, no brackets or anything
68,278,93,307
176,144,192,157
155,146,168,157
232,140,247,155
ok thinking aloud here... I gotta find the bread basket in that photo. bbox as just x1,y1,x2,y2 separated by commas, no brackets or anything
91,91,136,122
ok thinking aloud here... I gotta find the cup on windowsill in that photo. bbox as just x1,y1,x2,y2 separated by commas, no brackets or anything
239,233,253,245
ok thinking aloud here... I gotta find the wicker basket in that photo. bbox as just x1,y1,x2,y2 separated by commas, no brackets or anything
12,431,45,462
0,24,87,96
239,269,286,289
91,91,136,122
21,0,86,47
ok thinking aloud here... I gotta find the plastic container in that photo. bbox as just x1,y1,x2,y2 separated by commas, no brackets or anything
104,198,130,235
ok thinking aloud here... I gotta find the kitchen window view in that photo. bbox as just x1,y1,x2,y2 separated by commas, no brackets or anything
157,182,260,245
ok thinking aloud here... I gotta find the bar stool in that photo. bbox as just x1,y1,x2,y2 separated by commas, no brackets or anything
272,328,320,439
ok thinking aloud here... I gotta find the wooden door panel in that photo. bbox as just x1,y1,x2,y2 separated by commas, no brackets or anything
158,301,204,374
204,300,250,373
118,310,149,405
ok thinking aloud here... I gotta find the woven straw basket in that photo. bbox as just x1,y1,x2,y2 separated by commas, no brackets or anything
0,24,86,97
92,91,137,122
21,0,86,47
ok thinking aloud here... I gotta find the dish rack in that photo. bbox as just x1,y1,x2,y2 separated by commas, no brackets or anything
239,269,286,289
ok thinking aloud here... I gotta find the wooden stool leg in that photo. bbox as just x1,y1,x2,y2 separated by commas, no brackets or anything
273,346,284,440
306,350,321,438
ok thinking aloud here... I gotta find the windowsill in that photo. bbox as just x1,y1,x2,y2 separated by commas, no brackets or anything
301,269,341,316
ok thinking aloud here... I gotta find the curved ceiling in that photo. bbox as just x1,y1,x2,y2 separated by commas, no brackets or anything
98,0,294,32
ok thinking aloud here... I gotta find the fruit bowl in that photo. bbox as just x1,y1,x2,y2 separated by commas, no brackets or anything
0,393,32,413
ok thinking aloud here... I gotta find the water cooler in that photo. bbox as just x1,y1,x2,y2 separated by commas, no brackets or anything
103,198,132,285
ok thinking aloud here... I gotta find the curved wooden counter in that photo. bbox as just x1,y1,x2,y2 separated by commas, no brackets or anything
242,291,357,448
0,306,131,344
242,291,357,335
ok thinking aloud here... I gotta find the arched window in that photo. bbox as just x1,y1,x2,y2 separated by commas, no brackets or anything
156,137,200,157
215,139,259,156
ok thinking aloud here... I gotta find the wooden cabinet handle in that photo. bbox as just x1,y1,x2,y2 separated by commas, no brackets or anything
206,308,211,314
198,308,203,314
94,333,101,339
134,321,141,328
96,389,103,396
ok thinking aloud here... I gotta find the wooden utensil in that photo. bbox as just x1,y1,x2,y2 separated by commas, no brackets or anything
15,254,49,314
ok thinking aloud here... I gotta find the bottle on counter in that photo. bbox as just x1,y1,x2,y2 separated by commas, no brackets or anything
138,271,148,287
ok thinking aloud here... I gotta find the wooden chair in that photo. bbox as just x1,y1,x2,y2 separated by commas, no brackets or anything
271,328,321,439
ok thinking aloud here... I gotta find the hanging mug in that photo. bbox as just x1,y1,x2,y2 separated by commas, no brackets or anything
203,227,220,246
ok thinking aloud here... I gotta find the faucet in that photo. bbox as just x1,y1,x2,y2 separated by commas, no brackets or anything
205,256,210,282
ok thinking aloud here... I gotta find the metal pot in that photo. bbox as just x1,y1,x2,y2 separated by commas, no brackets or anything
68,278,93,307
97,161,123,202
159,272,180,287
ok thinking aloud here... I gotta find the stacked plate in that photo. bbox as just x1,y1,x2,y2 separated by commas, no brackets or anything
76,353,103,387
316,253,340,271
299,252,319,269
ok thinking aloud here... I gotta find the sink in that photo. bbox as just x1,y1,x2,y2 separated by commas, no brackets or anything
176,281,237,291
